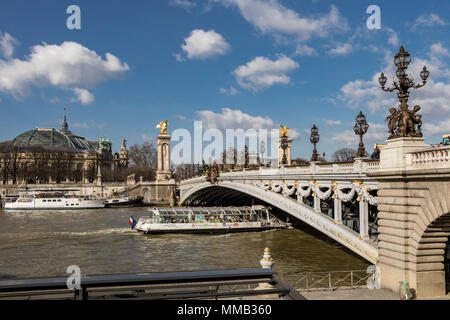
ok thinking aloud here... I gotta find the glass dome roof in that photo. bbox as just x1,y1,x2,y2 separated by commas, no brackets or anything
11,117,97,153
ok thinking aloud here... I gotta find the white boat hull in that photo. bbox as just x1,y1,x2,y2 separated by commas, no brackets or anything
4,198,105,210
135,221,285,234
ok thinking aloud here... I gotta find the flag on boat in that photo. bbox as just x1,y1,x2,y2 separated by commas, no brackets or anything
128,216,137,230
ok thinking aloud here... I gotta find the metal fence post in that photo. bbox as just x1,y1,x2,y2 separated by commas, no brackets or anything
329,273,332,291
351,271,353,287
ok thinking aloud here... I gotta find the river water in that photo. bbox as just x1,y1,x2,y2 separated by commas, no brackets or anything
0,207,370,285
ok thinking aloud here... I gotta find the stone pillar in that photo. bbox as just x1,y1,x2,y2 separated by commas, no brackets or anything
97,163,102,186
313,195,320,212
359,197,369,240
157,134,171,182
372,137,450,298
334,197,342,224
296,194,303,204
379,137,428,172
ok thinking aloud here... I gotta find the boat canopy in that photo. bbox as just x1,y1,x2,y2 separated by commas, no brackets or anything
148,206,269,217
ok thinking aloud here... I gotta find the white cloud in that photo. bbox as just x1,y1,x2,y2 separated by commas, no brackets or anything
430,42,450,57
331,122,387,146
0,41,129,99
0,32,18,59
423,119,450,136
233,54,299,91
328,43,352,56
176,114,188,121
295,44,318,57
181,29,230,60
71,88,95,105
386,28,399,47
142,134,154,142
174,53,186,62
325,120,342,126
220,0,348,42
196,107,300,139
170,0,197,9
412,13,447,31
219,86,239,95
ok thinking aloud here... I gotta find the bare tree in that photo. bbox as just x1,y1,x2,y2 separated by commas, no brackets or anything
332,148,357,162
129,142,157,168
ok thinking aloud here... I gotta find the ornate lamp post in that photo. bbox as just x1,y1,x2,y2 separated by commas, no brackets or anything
280,135,288,165
310,124,320,162
379,46,429,139
354,111,369,157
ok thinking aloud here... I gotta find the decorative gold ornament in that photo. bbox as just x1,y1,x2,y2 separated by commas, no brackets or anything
279,124,290,138
156,120,168,135
330,181,338,191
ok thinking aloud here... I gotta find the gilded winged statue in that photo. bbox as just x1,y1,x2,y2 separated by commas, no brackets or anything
156,120,168,135
279,124,290,138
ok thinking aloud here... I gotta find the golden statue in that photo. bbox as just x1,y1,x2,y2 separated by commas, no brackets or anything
156,120,168,135
279,124,290,138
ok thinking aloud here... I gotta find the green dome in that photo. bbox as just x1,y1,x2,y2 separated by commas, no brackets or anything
12,128,96,152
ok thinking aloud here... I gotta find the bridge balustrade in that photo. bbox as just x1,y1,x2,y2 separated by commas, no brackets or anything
406,145,450,170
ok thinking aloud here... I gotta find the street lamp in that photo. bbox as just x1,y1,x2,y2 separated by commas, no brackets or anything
310,124,320,162
378,46,429,139
354,111,369,158
280,135,288,165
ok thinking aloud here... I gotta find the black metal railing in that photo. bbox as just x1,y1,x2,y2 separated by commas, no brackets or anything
0,268,305,300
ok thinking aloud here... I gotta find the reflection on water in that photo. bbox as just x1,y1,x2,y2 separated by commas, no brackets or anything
0,207,370,284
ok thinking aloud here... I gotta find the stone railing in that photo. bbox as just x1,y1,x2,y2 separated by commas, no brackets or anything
180,159,380,186
406,146,450,170
239,159,379,176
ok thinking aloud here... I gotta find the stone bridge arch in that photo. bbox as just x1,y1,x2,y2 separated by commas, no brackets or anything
180,180,378,264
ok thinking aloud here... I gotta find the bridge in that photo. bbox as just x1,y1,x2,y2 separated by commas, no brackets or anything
180,159,380,264
179,143,450,298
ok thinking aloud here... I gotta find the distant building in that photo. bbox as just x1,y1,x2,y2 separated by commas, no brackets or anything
0,115,129,184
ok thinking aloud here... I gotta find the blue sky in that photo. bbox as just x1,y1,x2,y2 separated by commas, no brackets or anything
0,0,450,161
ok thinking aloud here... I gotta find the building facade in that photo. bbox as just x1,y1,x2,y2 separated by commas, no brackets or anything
0,116,129,184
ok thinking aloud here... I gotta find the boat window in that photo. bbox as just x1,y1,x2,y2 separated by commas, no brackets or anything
43,200,46,202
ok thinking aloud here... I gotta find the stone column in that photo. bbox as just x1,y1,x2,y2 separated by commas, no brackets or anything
314,194,320,212
157,134,171,182
359,197,369,240
334,197,342,224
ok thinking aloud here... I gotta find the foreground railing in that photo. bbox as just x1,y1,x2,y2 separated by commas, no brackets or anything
0,268,305,300
289,270,375,292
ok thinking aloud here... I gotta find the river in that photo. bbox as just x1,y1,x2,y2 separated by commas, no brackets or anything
0,207,370,285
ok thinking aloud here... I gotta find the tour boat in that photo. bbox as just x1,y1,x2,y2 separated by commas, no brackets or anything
3,189,105,210
132,206,290,234
105,194,144,208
